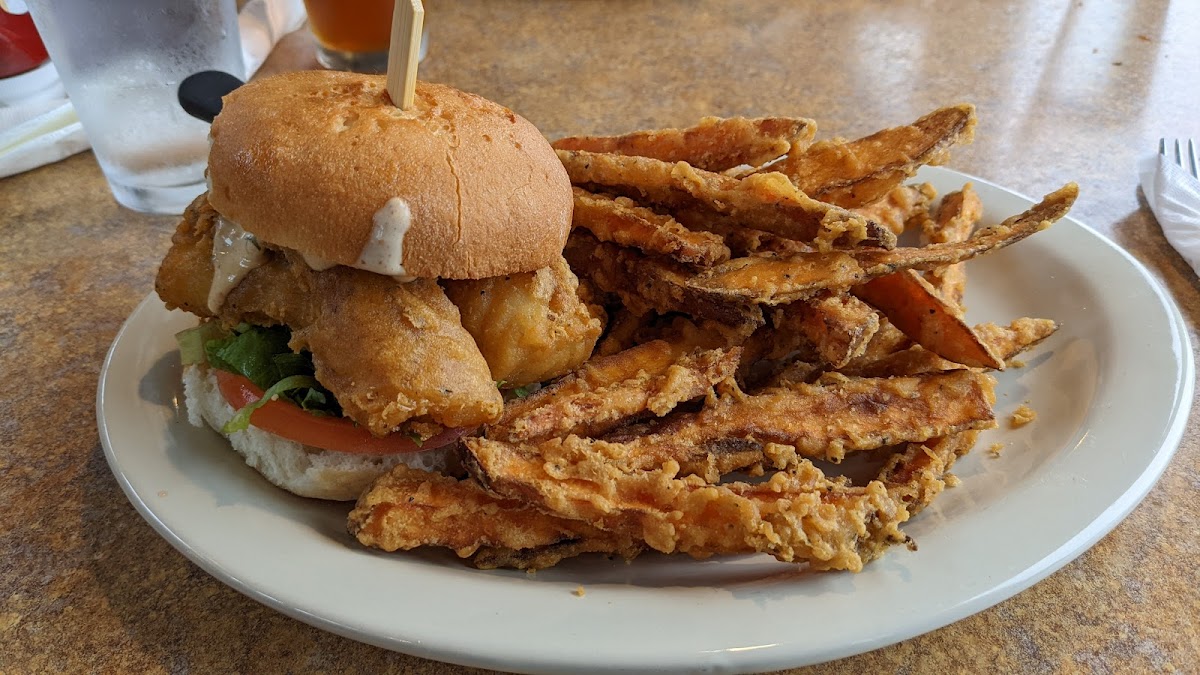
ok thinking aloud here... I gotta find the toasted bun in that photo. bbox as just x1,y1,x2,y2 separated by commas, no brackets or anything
182,365,458,501
207,71,572,280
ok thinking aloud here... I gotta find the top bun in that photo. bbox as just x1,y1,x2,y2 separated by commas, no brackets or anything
207,71,572,280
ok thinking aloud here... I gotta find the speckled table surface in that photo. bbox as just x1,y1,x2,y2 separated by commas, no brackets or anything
3,1,1199,672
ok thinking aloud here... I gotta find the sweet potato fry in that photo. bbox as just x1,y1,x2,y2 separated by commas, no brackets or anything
922,184,983,304
552,116,815,172
778,104,977,208
687,183,1077,305
465,438,924,571
587,369,996,471
556,149,896,248
571,188,730,266
487,343,740,443
843,318,1059,377
788,294,879,368
565,231,763,327
348,466,640,566
854,269,1003,369
472,538,645,570
853,183,938,236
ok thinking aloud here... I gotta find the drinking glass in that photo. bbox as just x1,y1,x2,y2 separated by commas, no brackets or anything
24,0,245,214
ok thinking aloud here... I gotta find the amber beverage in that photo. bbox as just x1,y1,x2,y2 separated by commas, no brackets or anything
305,0,426,73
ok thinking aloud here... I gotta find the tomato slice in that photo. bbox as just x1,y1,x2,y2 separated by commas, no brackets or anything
214,369,467,455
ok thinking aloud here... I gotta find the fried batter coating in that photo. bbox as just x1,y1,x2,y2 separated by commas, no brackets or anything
553,116,815,172
614,370,996,469
786,293,880,368
571,188,730,266
155,197,503,434
488,342,740,444
466,437,918,572
564,231,764,329
349,465,640,566
842,318,1059,378
855,269,1003,369
155,194,226,316
442,256,603,388
853,183,938,236
688,184,1077,305
922,184,984,305
778,105,976,208
556,149,895,248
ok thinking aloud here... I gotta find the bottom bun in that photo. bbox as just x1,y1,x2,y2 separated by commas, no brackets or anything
182,364,458,500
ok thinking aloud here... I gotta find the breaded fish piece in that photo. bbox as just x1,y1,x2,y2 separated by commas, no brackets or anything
349,465,641,567
155,197,503,434
442,256,604,389
553,116,815,172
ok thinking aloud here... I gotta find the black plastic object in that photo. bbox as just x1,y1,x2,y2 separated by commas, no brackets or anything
178,70,245,123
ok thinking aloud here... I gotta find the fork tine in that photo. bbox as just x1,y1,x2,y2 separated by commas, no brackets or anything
1189,139,1199,179
1174,139,1183,167
1160,137,1167,156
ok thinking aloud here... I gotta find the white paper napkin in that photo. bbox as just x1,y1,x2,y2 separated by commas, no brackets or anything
0,0,306,179
1140,152,1200,277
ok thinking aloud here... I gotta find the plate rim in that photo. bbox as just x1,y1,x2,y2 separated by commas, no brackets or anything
97,167,1195,673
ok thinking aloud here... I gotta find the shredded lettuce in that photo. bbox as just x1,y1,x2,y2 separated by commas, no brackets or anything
175,322,228,366
179,322,342,425
222,375,323,434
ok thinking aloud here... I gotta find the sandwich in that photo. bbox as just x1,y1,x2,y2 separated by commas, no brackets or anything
154,71,603,500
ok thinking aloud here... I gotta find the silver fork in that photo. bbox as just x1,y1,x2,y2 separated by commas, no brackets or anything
1160,138,1199,178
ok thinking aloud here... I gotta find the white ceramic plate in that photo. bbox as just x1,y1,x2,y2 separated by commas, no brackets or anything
98,167,1194,673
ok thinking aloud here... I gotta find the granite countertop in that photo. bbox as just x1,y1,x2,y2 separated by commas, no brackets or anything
2,1,1198,672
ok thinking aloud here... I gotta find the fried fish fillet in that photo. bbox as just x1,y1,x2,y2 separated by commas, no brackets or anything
570,187,730,265
155,198,503,433
687,183,1077,305
556,149,896,248
487,342,741,444
777,105,976,208
553,116,815,172
349,465,641,566
442,256,604,388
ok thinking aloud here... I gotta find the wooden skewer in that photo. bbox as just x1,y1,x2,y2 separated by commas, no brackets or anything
385,0,425,109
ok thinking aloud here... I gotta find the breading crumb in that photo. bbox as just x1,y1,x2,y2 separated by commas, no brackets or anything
573,585,586,598
1010,403,1037,428
989,442,1005,457
944,474,961,487
1008,358,1026,368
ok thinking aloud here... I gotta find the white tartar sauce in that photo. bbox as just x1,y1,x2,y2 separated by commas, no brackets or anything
207,216,267,313
356,197,413,279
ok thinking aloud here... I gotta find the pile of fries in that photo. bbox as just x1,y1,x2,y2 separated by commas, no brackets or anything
348,104,1077,572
